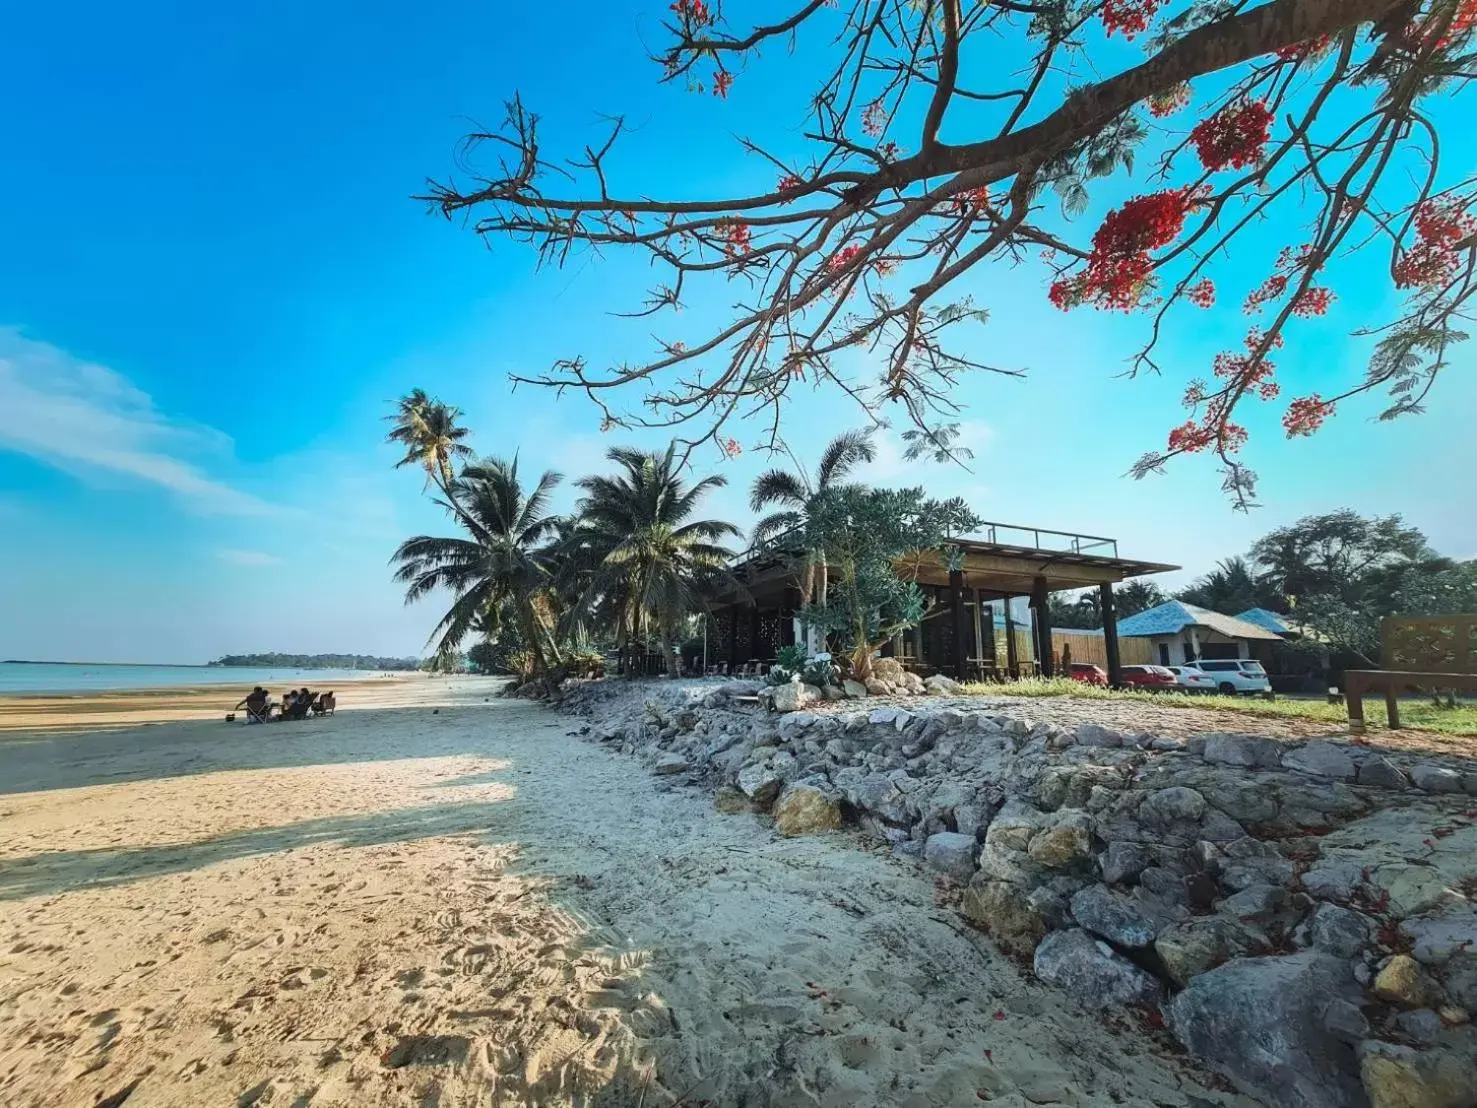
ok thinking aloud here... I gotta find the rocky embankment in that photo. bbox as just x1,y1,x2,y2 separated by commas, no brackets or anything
556,676,1477,1108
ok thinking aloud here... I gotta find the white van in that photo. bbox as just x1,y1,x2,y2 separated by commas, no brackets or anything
1183,659,1272,695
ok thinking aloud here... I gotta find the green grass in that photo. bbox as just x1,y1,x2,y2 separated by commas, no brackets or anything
957,677,1477,736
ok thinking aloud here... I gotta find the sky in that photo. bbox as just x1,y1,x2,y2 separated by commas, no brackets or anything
1,1,1474,664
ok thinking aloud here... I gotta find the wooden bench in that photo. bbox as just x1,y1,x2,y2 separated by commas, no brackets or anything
1345,614,1477,733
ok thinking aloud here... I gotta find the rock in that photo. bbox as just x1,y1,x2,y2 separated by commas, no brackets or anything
924,674,963,695
846,771,912,824
1323,999,1370,1044
653,753,691,775
1444,952,1477,1010
1027,813,1095,869
1169,951,1365,1108
1373,954,1438,1009
772,782,843,836
1401,909,1477,965
842,679,869,699
1219,883,1289,924
1393,1008,1445,1045
1140,786,1208,823
1411,765,1464,793
959,880,1046,956
1357,756,1409,790
873,657,903,679
714,786,756,814
1217,839,1295,892
1302,861,1365,902
1070,884,1173,948
1360,1040,1477,1108
1202,733,1284,769
1033,928,1163,1009
1309,904,1371,959
770,682,820,713
1155,917,1262,987
953,803,988,840
1282,740,1358,781
737,763,784,806
923,832,979,882
1100,842,1150,885
1075,723,1124,748
864,678,888,696
1439,1005,1470,1026
984,800,1045,853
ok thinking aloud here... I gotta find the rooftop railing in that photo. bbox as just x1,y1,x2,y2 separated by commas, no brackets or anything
734,519,1119,566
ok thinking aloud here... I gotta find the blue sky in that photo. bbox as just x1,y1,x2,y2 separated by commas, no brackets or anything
2,1,1473,664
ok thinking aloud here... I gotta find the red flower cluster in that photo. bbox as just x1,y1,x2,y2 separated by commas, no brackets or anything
861,99,887,138
828,244,864,273
1101,0,1166,38
1190,101,1273,171
1147,83,1191,118
952,186,990,215
670,0,713,27
1426,0,1477,48
1283,395,1333,437
1275,34,1333,62
777,174,803,196
1188,278,1216,308
1167,418,1247,454
1291,286,1335,317
1394,197,1476,288
716,219,752,257
1244,273,1288,314
713,69,733,98
1050,187,1201,312
722,437,743,458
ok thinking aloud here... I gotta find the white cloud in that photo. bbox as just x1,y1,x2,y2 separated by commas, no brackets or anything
0,328,275,515
217,549,282,566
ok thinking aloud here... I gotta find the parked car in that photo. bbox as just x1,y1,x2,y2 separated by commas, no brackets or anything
1068,662,1108,686
1119,665,1178,690
1165,665,1217,694
1183,659,1272,695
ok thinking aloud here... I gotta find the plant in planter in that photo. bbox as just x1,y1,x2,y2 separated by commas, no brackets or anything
797,485,980,681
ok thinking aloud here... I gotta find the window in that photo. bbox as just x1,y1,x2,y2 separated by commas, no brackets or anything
1239,661,1267,674
1196,661,1240,672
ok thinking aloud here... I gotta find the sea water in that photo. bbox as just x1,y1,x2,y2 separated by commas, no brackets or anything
0,662,396,695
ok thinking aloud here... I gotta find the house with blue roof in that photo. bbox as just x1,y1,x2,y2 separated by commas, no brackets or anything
1115,600,1285,667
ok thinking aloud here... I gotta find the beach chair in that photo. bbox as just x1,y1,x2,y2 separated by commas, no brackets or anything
285,693,314,721
246,699,272,724
311,692,336,716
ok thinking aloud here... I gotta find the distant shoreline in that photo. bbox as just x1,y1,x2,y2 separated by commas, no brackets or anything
3,660,418,671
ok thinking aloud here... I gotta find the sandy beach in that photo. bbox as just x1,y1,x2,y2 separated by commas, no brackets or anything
0,684,1254,1107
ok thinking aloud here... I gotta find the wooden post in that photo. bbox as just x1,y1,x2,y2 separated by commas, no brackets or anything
1003,595,1018,678
1100,581,1122,688
949,569,968,680
727,604,739,669
1031,575,1053,678
749,605,762,663
971,588,986,682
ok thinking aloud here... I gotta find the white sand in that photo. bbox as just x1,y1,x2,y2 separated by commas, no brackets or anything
0,690,1256,1106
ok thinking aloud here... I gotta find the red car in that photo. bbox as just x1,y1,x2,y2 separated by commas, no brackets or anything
1119,664,1179,690
1068,662,1108,686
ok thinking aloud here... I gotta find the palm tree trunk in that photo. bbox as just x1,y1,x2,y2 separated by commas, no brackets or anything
663,626,681,678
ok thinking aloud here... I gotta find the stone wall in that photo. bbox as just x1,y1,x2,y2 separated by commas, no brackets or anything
555,678,1477,1108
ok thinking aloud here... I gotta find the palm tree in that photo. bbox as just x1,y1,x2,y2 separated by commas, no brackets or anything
387,389,475,519
1176,556,1277,614
574,445,739,676
391,456,563,678
900,422,975,465
749,430,877,630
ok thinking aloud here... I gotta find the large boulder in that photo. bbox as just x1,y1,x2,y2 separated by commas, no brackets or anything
924,674,964,695
1139,786,1207,823
653,753,691,775
1202,733,1284,769
1027,811,1095,869
769,682,821,713
737,763,784,806
1033,928,1163,1009
841,679,869,699
845,771,913,825
1356,756,1409,790
1360,1038,1477,1108
1155,917,1263,987
772,781,843,835
1168,951,1366,1108
1411,765,1464,793
1309,904,1372,959
923,832,978,882
1372,954,1438,1009
1070,884,1176,948
1282,741,1357,781
959,880,1046,956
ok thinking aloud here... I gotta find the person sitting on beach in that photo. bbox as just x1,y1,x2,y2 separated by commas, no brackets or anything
281,689,298,717
235,687,270,723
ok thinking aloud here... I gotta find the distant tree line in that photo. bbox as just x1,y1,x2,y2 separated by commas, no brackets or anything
209,653,422,671
1049,510,1477,665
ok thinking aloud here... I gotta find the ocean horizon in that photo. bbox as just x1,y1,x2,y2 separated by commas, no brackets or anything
0,661,404,695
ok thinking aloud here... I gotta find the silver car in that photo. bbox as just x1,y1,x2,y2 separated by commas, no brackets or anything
1182,659,1272,695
